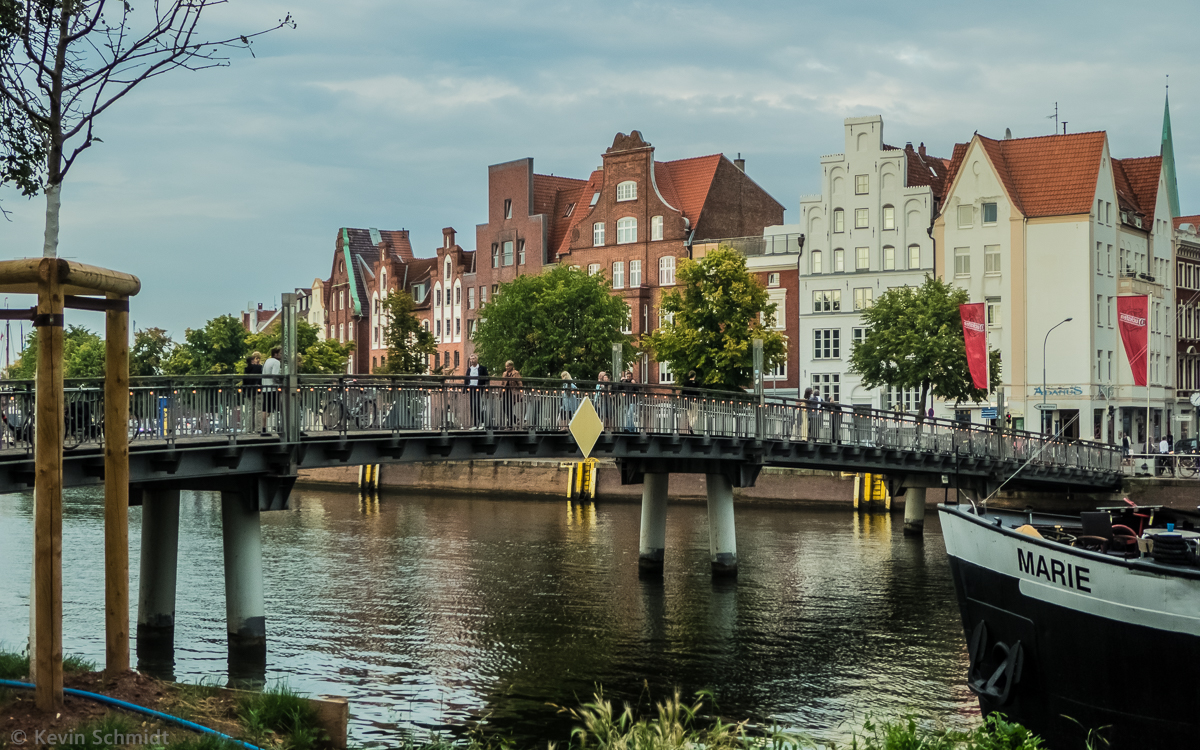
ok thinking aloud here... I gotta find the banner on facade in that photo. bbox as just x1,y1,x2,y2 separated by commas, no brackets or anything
959,302,988,390
1117,295,1149,387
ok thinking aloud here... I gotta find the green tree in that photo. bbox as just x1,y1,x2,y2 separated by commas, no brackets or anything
848,276,1001,415
301,338,356,375
378,290,438,374
130,328,174,376
642,246,786,391
473,265,635,379
5,325,105,378
168,314,249,375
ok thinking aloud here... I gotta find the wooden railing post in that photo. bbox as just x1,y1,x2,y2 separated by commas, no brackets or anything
104,293,130,677
34,258,65,710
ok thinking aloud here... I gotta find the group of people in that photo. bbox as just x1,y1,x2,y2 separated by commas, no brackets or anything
241,347,282,434
558,369,642,431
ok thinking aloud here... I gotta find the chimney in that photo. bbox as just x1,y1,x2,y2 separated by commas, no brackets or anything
918,143,926,158
1005,128,1012,140
443,227,456,249
734,153,745,172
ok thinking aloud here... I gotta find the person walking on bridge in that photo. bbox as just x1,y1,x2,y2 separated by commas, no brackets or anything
502,360,522,428
466,354,489,429
242,352,263,432
262,346,282,435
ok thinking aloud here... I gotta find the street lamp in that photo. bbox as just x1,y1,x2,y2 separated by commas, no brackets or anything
1042,317,1073,434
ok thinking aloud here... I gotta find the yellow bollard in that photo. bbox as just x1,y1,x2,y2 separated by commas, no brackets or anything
852,473,861,510
566,464,575,498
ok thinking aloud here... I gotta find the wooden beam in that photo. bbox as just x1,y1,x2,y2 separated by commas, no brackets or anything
34,258,64,711
104,295,130,677
0,258,140,297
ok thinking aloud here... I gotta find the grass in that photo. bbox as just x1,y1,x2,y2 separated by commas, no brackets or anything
236,682,328,750
0,649,93,680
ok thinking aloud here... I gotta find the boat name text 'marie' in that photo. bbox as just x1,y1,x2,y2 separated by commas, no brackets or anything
1017,548,1091,593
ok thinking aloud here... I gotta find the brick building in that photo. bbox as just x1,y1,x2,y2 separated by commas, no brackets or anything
324,227,415,374
468,131,785,382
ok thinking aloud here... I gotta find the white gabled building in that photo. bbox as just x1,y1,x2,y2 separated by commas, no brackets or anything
934,130,1174,445
797,115,948,410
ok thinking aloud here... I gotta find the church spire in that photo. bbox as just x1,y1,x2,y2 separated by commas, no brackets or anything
1163,87,1181,219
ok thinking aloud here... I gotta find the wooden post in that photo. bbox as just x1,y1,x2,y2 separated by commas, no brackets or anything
34,258,64,710
104,294,130,676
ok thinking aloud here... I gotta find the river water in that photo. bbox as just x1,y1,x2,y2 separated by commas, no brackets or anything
0,487,978,746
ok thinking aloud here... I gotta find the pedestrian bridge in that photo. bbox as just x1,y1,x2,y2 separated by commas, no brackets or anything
0,373,1122,500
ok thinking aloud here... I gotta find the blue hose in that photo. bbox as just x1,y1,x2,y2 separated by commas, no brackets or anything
0,679,261,750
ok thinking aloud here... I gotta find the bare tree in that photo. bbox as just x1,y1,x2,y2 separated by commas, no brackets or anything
0,0,293,249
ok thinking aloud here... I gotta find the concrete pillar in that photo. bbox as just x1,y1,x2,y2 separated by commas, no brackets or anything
221,490,266,653
903,487,927,536
705,474,737,577
638,473,669,575
137,489,181,640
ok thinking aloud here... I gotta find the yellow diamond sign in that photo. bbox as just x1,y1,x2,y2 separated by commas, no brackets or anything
569,396,604,459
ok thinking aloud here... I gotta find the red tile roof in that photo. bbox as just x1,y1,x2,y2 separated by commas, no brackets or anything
660,154,722,228
1175,215,1200,230
944,132,1107,218
378,229,414,262
903,143,949,196
1113,156,1162,226
534,173,588,257
553,171,605,258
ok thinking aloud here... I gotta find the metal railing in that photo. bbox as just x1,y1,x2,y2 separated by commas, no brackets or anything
1122,452,1200,478
691,233,803,257
0,375,1122,477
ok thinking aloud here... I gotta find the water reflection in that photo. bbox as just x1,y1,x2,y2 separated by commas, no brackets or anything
0,488,975,746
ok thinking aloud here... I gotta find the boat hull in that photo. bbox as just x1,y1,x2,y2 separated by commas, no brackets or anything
941,507,1200,748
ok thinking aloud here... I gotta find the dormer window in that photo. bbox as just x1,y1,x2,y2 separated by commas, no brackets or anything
617,181,637,201
589,192,600,207
564,203,575,217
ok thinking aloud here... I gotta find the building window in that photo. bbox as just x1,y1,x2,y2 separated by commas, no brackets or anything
518,239,526,265
852,327,866,347
373,326,379,345
590,192,599,207
885,386,921,413
651,215,664,241
766,290,785,329
833,249,845,273
883,246,895,270
593,222,605,246
855,208,868,229
814,329,840,359
454,351,460,369
621,303,633,334
468,319,477,339
982,202,997,224
630,260,642,287
491,243,499,268
957,205,973,228
882,205,895,230
908,244,920,269
339,290,345,310
812,373,840,402
985,245,1000,275
617,181,637,201
435,320,441,337
660,256,676,285
435,288,442,306
813,290,841,312
454,285,461,305
855,247,869,271
768,273,780,287
491,284,498,298
855,175,869,194
612,261,625,289
812,250,823,274
954,247,970,276
765,357,787,380
468,287,475,309
502,240,514,266
986,297,1001,327
617,217,637,244
854,287,873,310
833,209,844,233
659,360,674,384
588,263,601,276
480,285,487,305
564,203,575,217
503,199,512,219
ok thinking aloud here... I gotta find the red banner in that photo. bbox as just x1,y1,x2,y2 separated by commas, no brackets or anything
959,302,988,390
1117,295,1149,386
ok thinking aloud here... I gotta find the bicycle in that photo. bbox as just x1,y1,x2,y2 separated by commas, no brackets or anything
1176,453,1199,478
321,386,379,431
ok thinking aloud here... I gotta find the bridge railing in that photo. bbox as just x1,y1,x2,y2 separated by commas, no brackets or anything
0,375,1121,476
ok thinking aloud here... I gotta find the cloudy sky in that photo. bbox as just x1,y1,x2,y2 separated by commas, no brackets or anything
1,0,1197,343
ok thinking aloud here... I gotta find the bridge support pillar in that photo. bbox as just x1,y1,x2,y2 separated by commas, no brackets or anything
638,473,669,575
705,474,737,577
137,489,180,640
221,490,266,657
903,487,926,536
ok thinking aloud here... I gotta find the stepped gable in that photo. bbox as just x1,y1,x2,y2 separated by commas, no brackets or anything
1114,156,1163,225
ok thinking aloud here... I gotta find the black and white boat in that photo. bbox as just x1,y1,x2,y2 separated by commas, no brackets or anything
939,501,1200,748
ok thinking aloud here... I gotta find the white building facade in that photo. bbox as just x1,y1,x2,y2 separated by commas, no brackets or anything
797,116,946,409
934,131,1174,444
